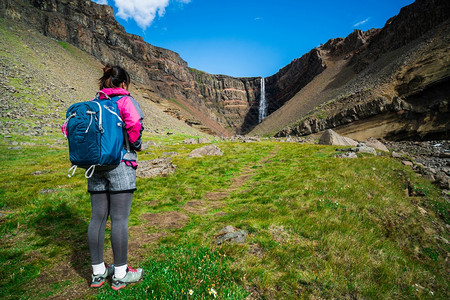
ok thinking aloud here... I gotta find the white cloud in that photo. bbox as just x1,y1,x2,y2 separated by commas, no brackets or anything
114,0,191,30
353,18,370,27
93,0,109,4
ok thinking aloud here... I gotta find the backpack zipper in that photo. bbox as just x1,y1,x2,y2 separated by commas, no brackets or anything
85,111,96,133
103,105,123,122
94,101,104,133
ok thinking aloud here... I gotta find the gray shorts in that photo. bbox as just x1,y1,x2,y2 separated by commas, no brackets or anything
87,162,136,193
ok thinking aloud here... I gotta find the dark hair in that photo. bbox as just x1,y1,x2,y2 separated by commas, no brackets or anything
98,65,130,90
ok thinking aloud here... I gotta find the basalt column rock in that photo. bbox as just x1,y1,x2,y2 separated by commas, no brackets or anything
351,0,450,72
322,29,380,58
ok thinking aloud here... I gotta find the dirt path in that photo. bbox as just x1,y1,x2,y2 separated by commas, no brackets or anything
185,145,280,213
39,146,280,298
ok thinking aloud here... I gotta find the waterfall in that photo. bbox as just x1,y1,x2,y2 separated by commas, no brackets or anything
258,77,267,123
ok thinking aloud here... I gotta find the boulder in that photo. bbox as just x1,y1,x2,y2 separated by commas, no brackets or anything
392,151,403,158
365,137,389,152
183,138,198,144
188,145,223,158
218,225,235,235
216,225,248,245
402,160,414,167
318,129,358,146
356,143,377,155
242,136,261,143
136,157,176,178
334,152,358,158
436,172,450,189
335,143,377,156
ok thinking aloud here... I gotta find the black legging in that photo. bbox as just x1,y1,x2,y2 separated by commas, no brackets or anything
88,192,133,267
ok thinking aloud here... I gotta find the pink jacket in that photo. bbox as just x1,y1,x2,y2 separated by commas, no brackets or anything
97,88,144,151
62,88,144,151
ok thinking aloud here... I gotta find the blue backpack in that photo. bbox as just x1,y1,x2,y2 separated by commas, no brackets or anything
64,92,127,178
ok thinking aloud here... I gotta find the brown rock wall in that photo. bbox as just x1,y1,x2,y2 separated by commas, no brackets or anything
4,0,267,134
3,0,448,138
0,1,210,128
265,49,326,115
189,71,261,132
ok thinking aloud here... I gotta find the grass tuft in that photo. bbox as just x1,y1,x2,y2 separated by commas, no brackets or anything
98,245,247,299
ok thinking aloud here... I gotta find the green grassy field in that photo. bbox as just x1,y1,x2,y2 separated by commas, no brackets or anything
0,135,449,299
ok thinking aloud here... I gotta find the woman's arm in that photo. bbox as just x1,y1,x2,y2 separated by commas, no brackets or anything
118,96,145,151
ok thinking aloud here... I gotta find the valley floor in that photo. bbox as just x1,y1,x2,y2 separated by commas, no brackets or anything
0,135,449,299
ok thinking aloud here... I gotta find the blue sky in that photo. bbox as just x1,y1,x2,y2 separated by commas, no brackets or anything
94,0,415,78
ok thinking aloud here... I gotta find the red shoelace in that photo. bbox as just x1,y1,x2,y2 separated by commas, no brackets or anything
127,266,138,272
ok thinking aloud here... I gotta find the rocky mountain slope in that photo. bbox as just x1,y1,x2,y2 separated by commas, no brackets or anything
0,0,264,136
0,17,207,140
1,0,449,140
251,0,450,140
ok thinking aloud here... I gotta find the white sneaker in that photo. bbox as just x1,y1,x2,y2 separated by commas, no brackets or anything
111,266,144,290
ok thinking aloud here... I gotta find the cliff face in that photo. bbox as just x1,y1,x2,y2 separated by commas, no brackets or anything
266,0,450,141
261,28,379,123
0,0,331,135
276,76,450,141
351,0,450,72
1,0,449,139
189,70,261,132
322,29,380,58
265,49,326,115
1,0,264,135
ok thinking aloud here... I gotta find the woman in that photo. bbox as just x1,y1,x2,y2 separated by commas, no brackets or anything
86,66,144,290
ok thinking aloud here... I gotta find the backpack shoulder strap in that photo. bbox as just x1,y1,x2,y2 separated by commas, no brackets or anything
110,95,126,103
108,95,131,153
95,91,111,100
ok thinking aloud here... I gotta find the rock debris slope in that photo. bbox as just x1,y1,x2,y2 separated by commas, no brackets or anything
252,0,450,140
1,0,449,139
0,17,206,138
